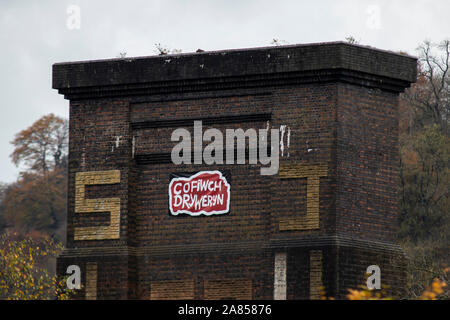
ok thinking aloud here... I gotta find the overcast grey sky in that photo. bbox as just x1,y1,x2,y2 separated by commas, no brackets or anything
0,0,449,183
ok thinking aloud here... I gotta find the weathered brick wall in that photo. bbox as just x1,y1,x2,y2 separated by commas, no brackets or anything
336,84,401,242
270,84,337,238
337,246,407,298
61,99,131,298
135,251,273,300
150,280,195,300
57,254,129,299
67,99,131,248
54,42,417,300
130,84,336,246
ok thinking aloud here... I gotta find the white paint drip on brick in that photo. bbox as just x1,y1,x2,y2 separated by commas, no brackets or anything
115,136,121,148
287,127,291,157
280,125,286,157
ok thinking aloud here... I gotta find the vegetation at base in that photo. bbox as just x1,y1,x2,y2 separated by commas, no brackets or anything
0,231,73,300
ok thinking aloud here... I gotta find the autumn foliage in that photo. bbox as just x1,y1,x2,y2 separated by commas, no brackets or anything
0,232,72,300
10,113,68,174
0,114,69,300
344,276,448,300
398,40,450,299
0,170,67,241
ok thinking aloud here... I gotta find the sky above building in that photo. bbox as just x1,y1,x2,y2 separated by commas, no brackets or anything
0,0,449,182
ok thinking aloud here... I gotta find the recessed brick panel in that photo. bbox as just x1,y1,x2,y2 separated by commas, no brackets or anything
150,280,195,300
204,279,253,300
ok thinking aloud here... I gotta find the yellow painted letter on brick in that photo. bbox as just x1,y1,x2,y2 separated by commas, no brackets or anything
74,170,121,240
279,164,327,231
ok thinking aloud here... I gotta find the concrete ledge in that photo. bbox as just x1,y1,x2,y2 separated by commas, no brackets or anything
53,42,417,99
58,235,404,259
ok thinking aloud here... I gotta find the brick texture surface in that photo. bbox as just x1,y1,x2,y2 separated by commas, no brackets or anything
150,280,195,300
85,262,98,300
204,279,253,300
309,250,323,299
54,42,416,299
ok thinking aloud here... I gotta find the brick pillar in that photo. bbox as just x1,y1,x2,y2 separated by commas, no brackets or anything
53,42,417,300
57,99,132,299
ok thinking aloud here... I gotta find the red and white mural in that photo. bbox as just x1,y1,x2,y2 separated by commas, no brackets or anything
169,171,231,216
